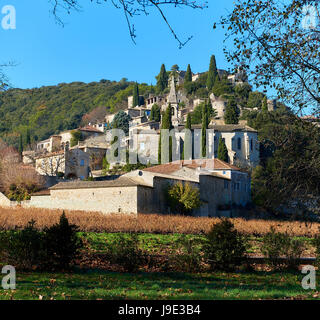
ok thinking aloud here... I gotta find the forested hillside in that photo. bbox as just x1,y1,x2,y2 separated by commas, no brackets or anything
0,79,152,148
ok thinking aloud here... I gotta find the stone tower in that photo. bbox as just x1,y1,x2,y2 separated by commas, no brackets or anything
167,75,180,126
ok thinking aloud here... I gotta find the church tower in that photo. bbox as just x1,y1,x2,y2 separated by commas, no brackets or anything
167,75,180,126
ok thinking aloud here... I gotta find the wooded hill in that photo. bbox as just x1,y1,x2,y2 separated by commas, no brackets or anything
0,79,152,148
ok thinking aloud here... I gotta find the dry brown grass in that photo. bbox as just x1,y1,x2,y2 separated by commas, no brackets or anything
0,206,319,237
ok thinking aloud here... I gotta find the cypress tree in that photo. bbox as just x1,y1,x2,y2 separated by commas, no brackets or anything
206,55,219,91
201,101,209,158
18,134,23,155
182,113,193,160
217,137,228,163
185,64,192,83
132,82,139,107
158,104,173,164
156,64,169,93
262,96,268,112
224,97,239,124
150,104,161,122
26,128,31,147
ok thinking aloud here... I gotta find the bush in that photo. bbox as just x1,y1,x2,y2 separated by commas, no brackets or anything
166,182,202,215
312,231,320,266
204,219,247,271
106,234,146,272
0,220,45,270
172,235,204,273
0,213,83,271
261,227,304,269
43,212,83,270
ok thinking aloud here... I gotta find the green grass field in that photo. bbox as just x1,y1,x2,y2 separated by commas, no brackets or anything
0,270,316,300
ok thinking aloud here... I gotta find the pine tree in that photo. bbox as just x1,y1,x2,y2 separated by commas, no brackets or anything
158,104,173,164
132,82,139,107
156,64,169,93
206,55,219,91
224,97,239,124
185,64,192,83
182,113,193,160
262,96,268,112
201,101,209,158
217,137,228,163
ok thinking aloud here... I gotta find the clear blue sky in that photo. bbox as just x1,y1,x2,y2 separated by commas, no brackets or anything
0,0,236,89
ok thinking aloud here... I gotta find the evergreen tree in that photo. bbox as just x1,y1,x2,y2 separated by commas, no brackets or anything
18,134,23,155
158,104,173,164
224,98,239,124
262,96,268,112
182,113,193,160
132,82,139,107
201,101,210,158
206,55,219,91
26,128,31,147
185,64,192,83
217,137,228,162
156,64,169,93
150,104,161,122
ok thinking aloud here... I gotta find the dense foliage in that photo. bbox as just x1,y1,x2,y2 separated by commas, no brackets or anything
0,79,152,148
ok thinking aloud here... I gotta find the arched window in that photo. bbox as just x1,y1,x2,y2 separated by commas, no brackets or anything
237,137,241,150
171,107,175,116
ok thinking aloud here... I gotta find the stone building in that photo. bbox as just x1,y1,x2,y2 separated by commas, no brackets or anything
1,159,251,217
35,148,90,179
128,123,259,168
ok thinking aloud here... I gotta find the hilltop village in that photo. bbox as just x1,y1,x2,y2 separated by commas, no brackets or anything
1,54,311,217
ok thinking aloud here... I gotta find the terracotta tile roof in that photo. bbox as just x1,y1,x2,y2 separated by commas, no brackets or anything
50,176,153,190
143,159,240,175
35,150,64,159
80,126,104,133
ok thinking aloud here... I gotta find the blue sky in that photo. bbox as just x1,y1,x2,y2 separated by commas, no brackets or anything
0,0,236,89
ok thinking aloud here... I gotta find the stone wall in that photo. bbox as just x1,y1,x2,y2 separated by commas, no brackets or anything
7,186,140,214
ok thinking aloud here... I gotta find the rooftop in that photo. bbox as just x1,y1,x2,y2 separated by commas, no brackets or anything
190,124,257,133
143,159,240,175
50,176,153,190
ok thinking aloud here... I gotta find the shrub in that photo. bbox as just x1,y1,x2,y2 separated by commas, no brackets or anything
261,227,304,269
172,235,204,273
312,231,320,266
43,212,83,270
106,234,146,272
204,219,247,271
0,213,83,271
166,182,202,215
0,220,45,270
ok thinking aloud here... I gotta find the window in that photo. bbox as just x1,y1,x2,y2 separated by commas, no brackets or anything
80,159,85,166
250,139,253,151
237,137,241,150
224,180,229,189
140,142,145,151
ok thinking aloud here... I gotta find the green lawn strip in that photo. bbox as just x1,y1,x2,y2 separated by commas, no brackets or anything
79,232,314,256
1,270,316,300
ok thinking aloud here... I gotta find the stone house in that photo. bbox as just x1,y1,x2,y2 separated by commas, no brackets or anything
128,123,259,168
35,148,90,179
21,158,250,216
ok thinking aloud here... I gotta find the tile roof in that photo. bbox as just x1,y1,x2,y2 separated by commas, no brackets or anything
80,126,104,133
143,159,240,175
189,124,257,132
50,176,153,190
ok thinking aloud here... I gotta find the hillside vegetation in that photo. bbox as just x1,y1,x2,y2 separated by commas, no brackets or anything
0,79,152,148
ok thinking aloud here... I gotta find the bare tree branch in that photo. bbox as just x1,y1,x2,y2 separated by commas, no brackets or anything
48,0,208,47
